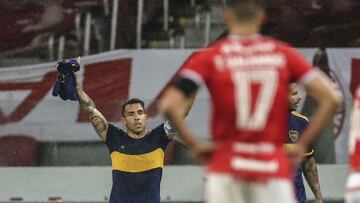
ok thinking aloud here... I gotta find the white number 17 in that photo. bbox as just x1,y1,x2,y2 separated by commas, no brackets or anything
232,69,279,131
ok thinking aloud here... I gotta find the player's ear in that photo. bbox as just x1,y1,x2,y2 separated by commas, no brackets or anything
121,116,126,125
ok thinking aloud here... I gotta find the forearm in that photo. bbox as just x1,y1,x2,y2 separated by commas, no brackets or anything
160,88,199,147
303,156,322,199
76,85,108,140
165,108,198,147
76,85,96,113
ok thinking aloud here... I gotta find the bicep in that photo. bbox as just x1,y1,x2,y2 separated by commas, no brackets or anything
89,108,108,141
303,73,339,102
160,87,190,115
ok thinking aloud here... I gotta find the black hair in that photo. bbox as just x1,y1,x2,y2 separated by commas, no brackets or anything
121,98,145,116
227,0,264,22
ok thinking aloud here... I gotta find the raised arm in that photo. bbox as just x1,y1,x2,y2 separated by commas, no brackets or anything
76,85,108,141
303,156,323,203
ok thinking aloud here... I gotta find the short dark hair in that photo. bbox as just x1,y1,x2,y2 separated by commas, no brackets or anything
227,0,264,22
121,98,145,116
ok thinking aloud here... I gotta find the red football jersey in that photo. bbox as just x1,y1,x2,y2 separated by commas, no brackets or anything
349,86,360,171
180,35,317,180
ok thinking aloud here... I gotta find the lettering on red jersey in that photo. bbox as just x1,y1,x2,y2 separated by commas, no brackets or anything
232,69,278,130
180,36,313,178
214,53,285,71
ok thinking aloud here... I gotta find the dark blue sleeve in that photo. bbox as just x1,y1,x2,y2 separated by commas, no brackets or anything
105,123,126,152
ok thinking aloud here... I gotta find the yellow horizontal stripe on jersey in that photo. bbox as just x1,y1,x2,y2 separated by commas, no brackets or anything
283,144,295,153
111,148,165,173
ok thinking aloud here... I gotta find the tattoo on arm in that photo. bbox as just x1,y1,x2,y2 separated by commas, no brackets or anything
76,86,95,112
303,156,323,199
76,86,108,140
90,115,107,134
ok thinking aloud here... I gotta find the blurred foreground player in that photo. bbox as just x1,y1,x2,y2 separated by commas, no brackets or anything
159,0,342,202
70,60,192,203
346,87,360,203
286,83,323,203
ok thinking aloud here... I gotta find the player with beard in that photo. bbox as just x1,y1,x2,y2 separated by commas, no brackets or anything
70,59,194,203
285,83,323,203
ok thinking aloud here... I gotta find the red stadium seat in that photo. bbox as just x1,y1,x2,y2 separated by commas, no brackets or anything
0,135,38,166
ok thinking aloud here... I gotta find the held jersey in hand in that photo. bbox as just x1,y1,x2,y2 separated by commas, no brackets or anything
52,58,80,101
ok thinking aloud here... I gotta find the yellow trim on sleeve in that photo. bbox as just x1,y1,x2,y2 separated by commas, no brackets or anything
304,149,314,157
291,111,309,122
111,148,165,173
283,144,314,157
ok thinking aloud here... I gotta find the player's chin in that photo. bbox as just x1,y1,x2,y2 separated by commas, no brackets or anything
133,126,145,133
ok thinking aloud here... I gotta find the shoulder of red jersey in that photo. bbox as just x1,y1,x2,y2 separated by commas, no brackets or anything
178,47,215,70
190,46,217,57
208,35,229,47
291,111,309,123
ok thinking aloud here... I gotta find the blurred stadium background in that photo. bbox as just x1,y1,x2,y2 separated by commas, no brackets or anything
0,0,359,202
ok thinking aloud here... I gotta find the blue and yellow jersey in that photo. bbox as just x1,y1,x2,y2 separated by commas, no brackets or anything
285,111,314,203
105,123,170,203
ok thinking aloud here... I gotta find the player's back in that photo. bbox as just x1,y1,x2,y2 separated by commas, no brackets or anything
190,35,302,143
180,34,315,179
